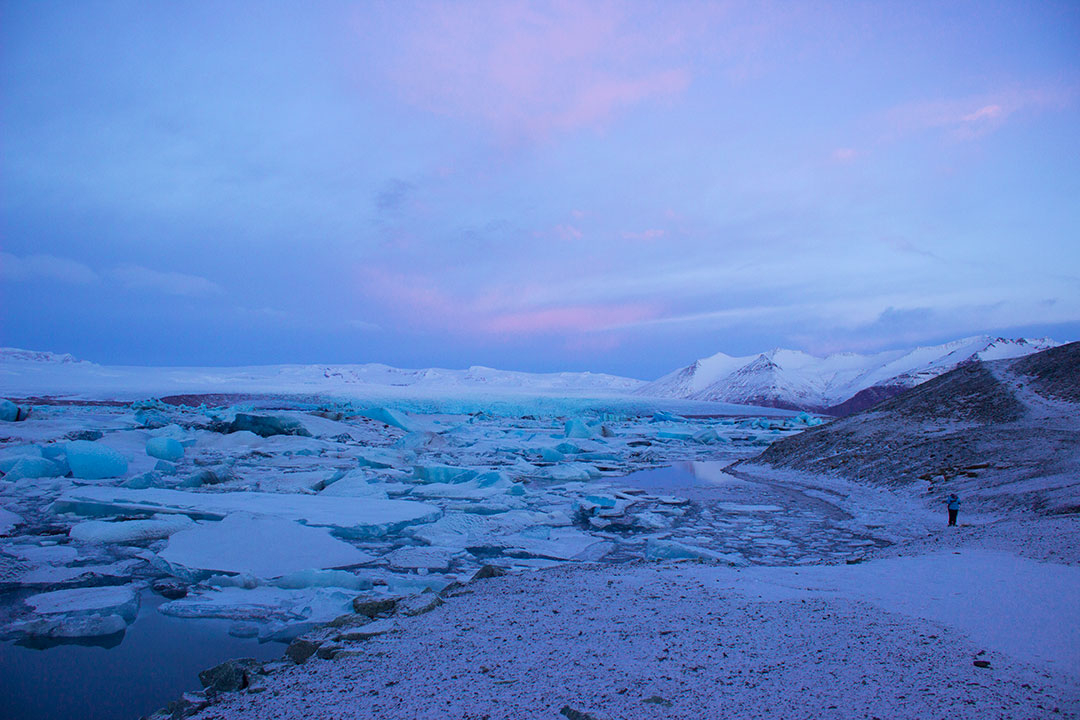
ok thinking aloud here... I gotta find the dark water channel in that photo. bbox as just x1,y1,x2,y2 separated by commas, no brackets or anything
1,591,283,720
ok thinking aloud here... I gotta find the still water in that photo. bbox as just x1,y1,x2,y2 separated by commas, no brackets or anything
1,591,284,720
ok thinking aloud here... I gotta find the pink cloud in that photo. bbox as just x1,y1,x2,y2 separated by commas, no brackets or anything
881,86,1073,141
622,228,667,241
356,266,660,336
367,2,692,139
554,224,583,241
831,147,859,162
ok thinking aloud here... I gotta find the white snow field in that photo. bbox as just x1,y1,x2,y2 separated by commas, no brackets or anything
1,347,1077,719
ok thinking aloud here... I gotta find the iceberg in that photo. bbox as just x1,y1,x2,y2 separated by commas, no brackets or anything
53,487,442,538
69,514,195,545
360,407,418,433
146,437,185,462
352,448,400,469
644,538,747,565
24,585,140,622
65,440,129,479
160,586,356,628
0,445,42,473
269,569,373,591
158,514,376,579
0,398,27,422
563,419,594,439
0,506,22,534
412,464,478,484
3,456,67,481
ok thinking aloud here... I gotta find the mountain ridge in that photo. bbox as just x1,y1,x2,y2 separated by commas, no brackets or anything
637,336,1061,416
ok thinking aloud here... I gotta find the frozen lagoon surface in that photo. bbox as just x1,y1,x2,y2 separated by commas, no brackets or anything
0,389,837,717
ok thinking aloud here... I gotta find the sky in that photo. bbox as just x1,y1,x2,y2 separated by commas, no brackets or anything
1,1,1078,379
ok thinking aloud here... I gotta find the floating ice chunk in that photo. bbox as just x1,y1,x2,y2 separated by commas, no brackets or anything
25,585,140,622
657,430,695,441
692,428,722,444
413,464,477,484
563,419,594,439
65,440,128,479
319,473,392,499
538,447,565,462
644,539,747,565
159,514,375,580
228,413,311,438
155,460,178,475
149,423,196,446
18,560,142,587
383,574,452,595
352,448,400,469
410,474,514,500
395,431,445,450
269,569,373,591
146,437,184,462
796,411,824,426
361,407,417,432
160,586,355,627
583,495,617,509
0,445,42,473
0,506,23,534
504,526,612,561
542,463,600,482
554,442,585,454
0,399,24,422
387,546,454,571
122,471,166,489
54,487,442,538
69,514,194,545
3,456,67,481
12,613,129,640
651,411,684,423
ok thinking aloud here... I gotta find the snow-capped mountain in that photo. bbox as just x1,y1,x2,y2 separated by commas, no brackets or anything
637,336,1061,415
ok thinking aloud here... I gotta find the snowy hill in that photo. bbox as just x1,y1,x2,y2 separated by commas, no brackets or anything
753,341,1080,515
637,336,1061,415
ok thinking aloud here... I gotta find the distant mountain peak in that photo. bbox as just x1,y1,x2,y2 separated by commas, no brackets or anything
636,336,1061,415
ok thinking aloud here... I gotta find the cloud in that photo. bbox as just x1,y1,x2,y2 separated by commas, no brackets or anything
355,266,660,336
107,264,223,297
0,252,99,284
370,2,691,139
881,86,1073,141
621,228,667,241
374,179,415,213
831,147,859,163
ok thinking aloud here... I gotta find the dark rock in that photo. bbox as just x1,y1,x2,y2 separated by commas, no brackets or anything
152,579,189,600
228,413,311,438
285,638,321,664
198,658,261,693
472,564,508,580
560,706,603,720
352,597,396,618
643,695,673,707
65,430,103,442
973,660,992,668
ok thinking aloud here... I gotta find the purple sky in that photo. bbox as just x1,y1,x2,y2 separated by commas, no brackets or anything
2,1,1078,378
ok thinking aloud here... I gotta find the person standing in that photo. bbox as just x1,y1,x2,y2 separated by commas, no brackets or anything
946,494,961,526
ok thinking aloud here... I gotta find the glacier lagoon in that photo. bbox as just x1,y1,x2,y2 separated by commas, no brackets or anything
0,389,883,718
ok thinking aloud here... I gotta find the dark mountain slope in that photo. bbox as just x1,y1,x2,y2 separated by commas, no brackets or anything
752,342,1080,515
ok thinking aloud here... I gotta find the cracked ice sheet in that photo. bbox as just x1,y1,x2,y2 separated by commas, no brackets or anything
159,586,356,627
158,514,374,579
52,487,441,538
